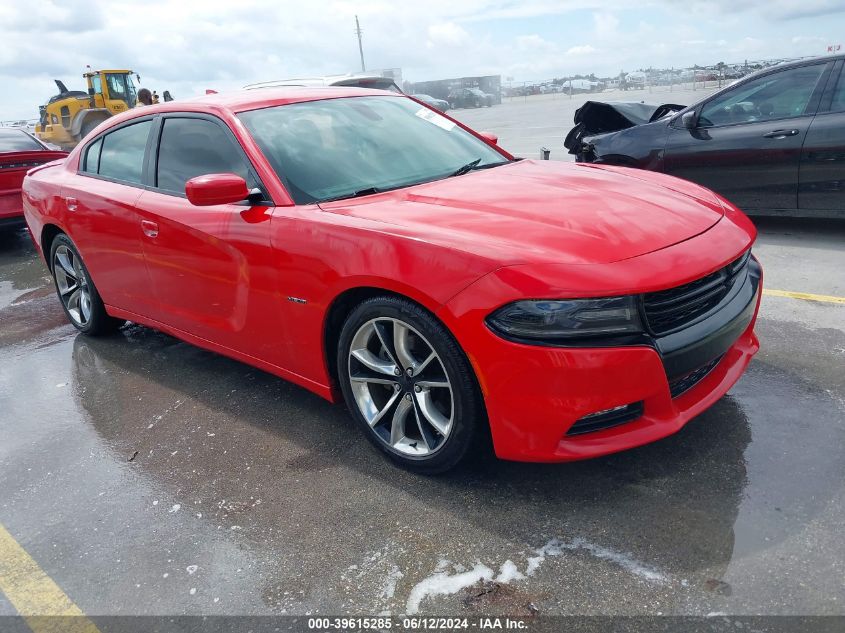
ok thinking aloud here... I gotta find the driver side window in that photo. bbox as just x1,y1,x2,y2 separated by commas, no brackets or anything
699,63,826,127
155,117,253,196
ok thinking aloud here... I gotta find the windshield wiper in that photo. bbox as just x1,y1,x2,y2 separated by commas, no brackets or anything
449,158,482,177
474,160,512,170
449,158,514,178
317,187,381,204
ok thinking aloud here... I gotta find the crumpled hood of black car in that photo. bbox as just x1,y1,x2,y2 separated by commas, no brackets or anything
564,101,686,154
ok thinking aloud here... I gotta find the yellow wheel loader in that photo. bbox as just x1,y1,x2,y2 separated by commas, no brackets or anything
35,69,171,150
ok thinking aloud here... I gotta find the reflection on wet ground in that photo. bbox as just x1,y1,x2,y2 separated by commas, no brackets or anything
1,222,843,615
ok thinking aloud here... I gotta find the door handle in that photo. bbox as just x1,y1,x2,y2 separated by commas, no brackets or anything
140,220,159,238
65,197,78,212
763,129,799,139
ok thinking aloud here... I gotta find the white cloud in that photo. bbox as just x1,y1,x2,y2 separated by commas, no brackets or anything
0,0,843,119
566,45,598,56
515,35,558,54
427,22,470,47
689,0,844,20
593,12,620,40
791,35,826,45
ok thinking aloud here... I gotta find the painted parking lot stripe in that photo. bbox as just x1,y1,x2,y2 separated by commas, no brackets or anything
0,523,99,633
763,289,845,305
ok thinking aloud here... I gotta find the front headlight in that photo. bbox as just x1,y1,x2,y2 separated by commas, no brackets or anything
486,296,643,341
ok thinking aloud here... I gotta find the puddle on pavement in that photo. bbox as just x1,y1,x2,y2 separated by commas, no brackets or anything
1,224,843,615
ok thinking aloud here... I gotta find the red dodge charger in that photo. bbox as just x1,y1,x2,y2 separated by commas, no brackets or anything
22,88,762,472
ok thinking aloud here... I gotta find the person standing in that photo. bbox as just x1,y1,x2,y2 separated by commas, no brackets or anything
135,88,153,107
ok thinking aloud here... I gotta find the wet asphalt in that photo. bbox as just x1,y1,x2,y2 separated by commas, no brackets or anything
0,215,843,617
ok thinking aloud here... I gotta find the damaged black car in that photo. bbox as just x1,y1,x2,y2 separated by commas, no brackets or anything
565,55,845,218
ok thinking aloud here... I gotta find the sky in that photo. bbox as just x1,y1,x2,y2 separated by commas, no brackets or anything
1,0,844,120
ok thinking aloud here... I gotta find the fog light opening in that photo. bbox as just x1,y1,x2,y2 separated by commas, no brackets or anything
566,401,644,436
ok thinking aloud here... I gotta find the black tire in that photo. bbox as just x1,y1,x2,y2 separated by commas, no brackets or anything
49,233,125,335
337,296,485,474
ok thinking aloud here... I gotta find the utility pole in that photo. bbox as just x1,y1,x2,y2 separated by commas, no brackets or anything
355,15,366,72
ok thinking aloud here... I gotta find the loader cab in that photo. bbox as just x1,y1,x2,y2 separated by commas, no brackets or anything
85,70,138,112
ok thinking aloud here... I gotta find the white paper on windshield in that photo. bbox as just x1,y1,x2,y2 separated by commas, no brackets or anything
415,107,456,131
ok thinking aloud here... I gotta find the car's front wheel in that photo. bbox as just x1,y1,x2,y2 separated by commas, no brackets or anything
50,234,124,335
337,296,483,473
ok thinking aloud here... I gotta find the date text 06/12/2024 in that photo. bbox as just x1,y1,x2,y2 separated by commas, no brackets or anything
307,616,529,630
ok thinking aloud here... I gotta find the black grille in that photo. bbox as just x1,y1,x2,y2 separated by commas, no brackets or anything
669,355,723,398
643,251,750,335
567,402,644,436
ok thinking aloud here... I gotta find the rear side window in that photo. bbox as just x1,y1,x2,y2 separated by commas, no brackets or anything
82,138,102,173
88,120,152,184
155,117,249,195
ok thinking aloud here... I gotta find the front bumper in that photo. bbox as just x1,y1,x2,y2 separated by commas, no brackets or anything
444,255,762,463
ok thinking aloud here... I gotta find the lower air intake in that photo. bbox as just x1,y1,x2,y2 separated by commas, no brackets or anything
669,355,724,398
567,402,644,436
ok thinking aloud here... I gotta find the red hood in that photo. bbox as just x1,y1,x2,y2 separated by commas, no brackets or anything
320,160,725,266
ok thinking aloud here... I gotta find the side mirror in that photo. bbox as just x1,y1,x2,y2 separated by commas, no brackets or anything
185,173,249,206
479,131,498,145
681,111,698,129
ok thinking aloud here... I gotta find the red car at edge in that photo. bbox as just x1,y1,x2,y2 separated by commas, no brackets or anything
22,88,762,473
1,128,66,229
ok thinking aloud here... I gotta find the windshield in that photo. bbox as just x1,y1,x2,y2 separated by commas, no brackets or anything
239,96,507,204
0,129,43,152
126,74,138,107
105,73,137,108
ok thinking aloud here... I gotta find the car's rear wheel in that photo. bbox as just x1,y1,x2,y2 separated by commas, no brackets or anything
337,296,483,473
50,234,124,335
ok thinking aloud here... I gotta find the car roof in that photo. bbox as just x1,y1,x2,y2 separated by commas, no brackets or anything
132,86,403,116
76,87,410,142
243,75,396,89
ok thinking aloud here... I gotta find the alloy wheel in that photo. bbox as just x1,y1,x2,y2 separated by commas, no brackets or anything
53,244,92,327
347,318,453,456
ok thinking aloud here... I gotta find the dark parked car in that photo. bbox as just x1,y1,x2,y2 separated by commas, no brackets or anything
412,94,450,112
0,128,66,228
566,55,845,217
448,88,493,109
